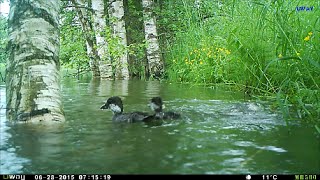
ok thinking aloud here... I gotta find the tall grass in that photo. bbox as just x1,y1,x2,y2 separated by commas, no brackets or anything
164,0,319,129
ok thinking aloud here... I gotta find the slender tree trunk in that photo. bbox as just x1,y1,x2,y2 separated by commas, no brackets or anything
108,0,130,79
71,0,101,77
142,0,164,78
92,0,113,79
6,0,64,122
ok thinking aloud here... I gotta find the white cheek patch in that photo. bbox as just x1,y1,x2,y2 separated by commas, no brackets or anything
149,102,160,111
109,104,122,113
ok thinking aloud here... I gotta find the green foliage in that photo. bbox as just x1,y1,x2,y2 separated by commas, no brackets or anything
127,42,147,78
125,0,147,78
167,35,232,84
59,9,90,71
163,0,319,125
0,15,7,64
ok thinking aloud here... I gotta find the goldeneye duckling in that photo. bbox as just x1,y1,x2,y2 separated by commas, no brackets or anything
100,96,151,123
148,97,181,120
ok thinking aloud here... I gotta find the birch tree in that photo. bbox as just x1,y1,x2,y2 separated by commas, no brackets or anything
142,0,164,78
71,0,101,77
91,0,113,79
6,0,64,122
108,0,129,79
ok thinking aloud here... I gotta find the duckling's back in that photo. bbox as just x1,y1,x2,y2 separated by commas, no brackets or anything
153,111,181,120
164,111,181,119
113,112,151,123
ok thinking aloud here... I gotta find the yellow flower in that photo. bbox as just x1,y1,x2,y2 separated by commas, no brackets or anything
308,32,313,36
304,35,310,41
278,54,283,58
200,61,203,65
296,52,300,56
225,50,231,55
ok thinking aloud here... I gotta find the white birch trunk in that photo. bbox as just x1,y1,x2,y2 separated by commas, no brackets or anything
6,0,64,122
108,0,129,79
142,0,164,78
92,0,113,79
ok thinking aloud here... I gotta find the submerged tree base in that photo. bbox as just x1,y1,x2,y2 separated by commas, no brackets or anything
16,108,65,123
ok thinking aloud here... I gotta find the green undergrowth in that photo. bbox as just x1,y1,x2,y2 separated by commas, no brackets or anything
163,0,319,132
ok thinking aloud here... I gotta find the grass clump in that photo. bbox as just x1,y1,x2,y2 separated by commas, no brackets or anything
163,0,319,129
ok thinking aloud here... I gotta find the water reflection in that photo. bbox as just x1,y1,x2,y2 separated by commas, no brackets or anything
0,79,319,174
145,80,161,98
0,86,30,173
97,79,112,97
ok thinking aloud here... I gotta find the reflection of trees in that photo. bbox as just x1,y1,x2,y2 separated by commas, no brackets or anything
145,80,161,98
5,123,65,173
113,80,129,97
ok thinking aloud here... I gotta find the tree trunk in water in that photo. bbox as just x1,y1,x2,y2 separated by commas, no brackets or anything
92,0,113,79
6,0,64,122
108,0,130,80
142,0,164,79
71,0,100,77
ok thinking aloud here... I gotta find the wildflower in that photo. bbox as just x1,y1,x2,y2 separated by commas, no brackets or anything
225,50,231,55
308,32,313,36
278,54,283,58
200,61,203,65
296,52,300,56
304,35,310,41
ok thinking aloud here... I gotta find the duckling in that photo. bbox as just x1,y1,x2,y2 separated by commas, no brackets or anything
148,97,181,120
100,96,151,123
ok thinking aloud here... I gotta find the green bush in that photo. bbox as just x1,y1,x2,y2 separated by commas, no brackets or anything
163,0,319,125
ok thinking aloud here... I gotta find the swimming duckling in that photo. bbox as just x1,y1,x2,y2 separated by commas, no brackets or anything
100,96,151,123
148,97,181,120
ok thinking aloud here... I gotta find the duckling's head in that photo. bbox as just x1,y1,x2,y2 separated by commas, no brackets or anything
148,97,164,113
101,96,123,114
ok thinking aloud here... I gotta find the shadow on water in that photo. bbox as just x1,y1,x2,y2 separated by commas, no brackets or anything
0,78,319,174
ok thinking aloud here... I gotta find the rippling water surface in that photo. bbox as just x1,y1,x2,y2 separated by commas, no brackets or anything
0,78,319,174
